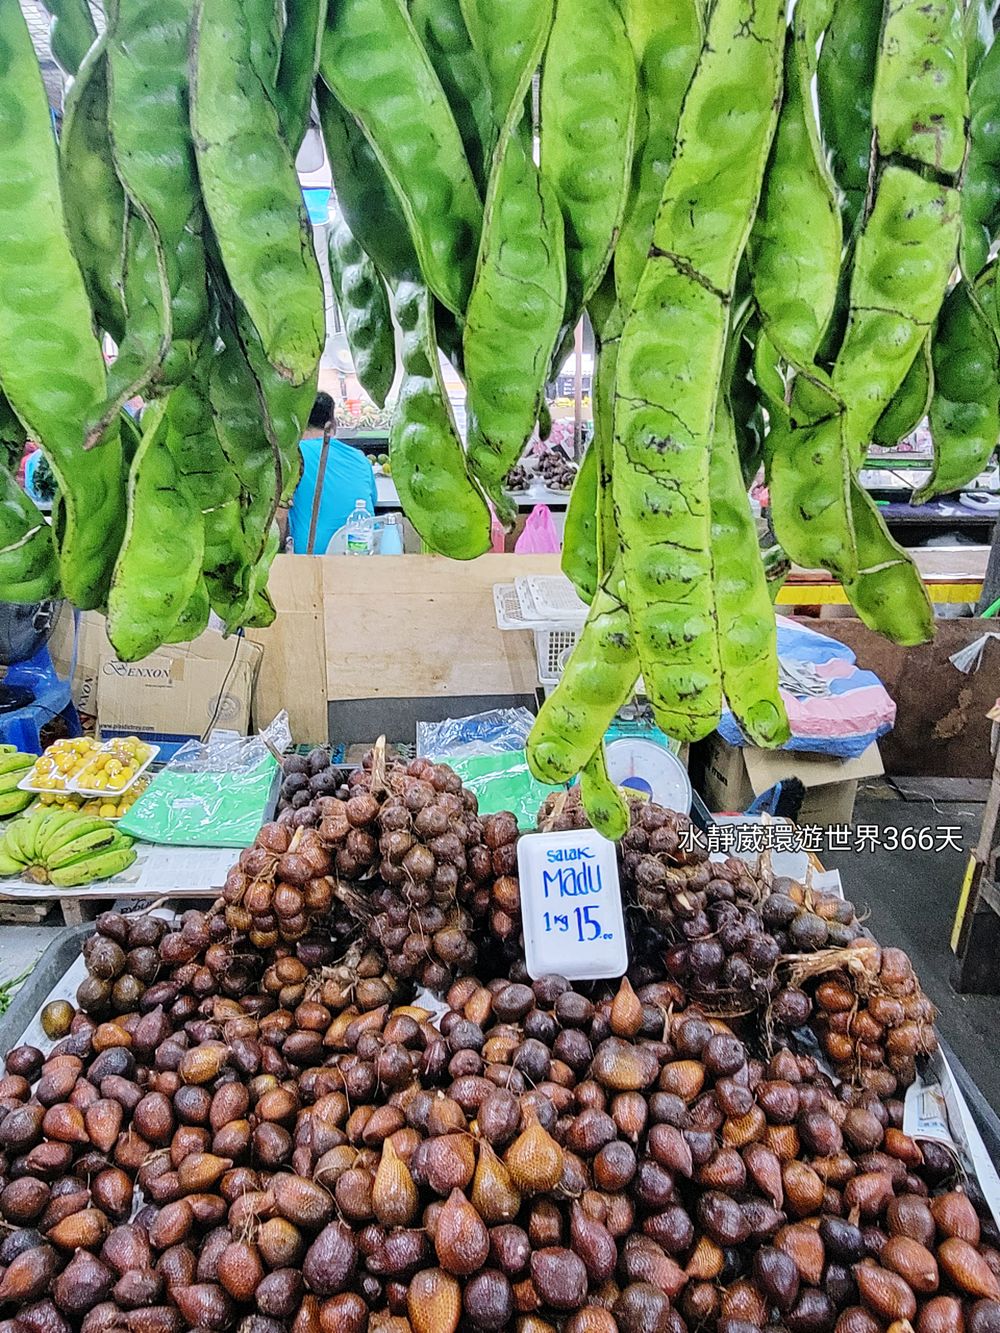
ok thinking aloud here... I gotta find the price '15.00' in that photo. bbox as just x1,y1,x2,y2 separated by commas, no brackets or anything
543,907,612,941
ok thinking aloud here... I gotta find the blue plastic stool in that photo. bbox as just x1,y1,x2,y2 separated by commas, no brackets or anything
0,633,81,755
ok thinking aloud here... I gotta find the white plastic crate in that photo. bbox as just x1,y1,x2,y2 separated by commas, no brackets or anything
535,627,581,685
492,584,527,630
522,574,588,624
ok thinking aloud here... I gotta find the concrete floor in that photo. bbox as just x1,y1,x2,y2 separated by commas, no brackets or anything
825,784,1000,1115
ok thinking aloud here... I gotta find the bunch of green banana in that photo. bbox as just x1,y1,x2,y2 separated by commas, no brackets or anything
0,808,136,887
0,750,36,819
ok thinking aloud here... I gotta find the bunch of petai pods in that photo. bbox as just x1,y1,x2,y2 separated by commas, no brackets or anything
1,0,998,821
0,758,991,1333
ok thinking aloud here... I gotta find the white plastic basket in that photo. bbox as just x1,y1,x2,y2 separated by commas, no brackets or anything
492,584,527,630
534,627,581,685
522,574,588,624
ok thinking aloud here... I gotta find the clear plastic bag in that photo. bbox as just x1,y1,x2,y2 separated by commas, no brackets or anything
417,707,536,760
118,714,290,847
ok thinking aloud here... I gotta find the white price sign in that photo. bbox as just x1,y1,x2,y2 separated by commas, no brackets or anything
517,827,628,981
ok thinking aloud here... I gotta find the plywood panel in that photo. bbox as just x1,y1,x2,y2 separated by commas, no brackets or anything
248,555,327,743
321,554,561,700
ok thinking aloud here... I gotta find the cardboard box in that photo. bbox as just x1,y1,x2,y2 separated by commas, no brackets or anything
50,610,263,748
698,733,884,827
96,634,262,749
49,608,106,717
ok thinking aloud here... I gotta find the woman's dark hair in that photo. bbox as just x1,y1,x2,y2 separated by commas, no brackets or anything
308,391,335,430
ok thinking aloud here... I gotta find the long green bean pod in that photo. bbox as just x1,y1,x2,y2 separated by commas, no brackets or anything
0,0,124,610
834,169,960,465
98,210,171,438
209,321,281,570
527,566,640,786
916,272,1000,502
710,385,789,747
390,281,491,559
579,746,630,842
730,324,766,484
750,0,842,369
844,482,934,645
243,0,284,86
961,37,1000,283
165,365,261,633
768,169,959,577
540,0,637,321
244,524,282,630
59,41,127,346
766,377,856,579
0,395,25,475
0,473,60,604
276,0,328,152
459,0,553,146
871,0,967,178
108,399,205,661
465,126,567,517
613,0,784,743
315,84,419,286
561,442,599,603
965,0,999,79
193,0,324,386
165,576,211,644
234,304,319,508
106,0,199,250
410,0,495,192
559,325,619,603
105,0,209,392
42,0,98,75
872,339,933,447
319,0,483,316
817,0,881,226
327,215,396,409
614,0,704,319
590,331,623,586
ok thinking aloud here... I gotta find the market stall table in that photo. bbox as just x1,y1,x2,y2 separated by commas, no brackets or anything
0,842,234,925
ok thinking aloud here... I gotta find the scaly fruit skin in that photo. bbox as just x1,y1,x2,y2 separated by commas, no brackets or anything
0,790,33,818
46,826,120,870
49,844,136,887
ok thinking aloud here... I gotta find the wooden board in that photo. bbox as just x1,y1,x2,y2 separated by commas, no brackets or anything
249,546,991,743
248,555,328,743
320,554,558,701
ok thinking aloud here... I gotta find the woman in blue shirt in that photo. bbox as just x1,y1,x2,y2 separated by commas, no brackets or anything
284,393,378,553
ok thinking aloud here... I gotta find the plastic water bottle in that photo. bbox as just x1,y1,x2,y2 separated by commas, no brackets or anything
379,514,404,555
345,499,374,556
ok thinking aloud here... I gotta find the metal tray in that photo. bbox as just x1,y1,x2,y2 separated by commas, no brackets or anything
0,923,91,1054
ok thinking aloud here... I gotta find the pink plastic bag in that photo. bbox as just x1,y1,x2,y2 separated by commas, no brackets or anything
515,504,561,554
489,507,507,553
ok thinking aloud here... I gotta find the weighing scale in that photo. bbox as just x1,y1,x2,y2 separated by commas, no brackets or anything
604,735,693,814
